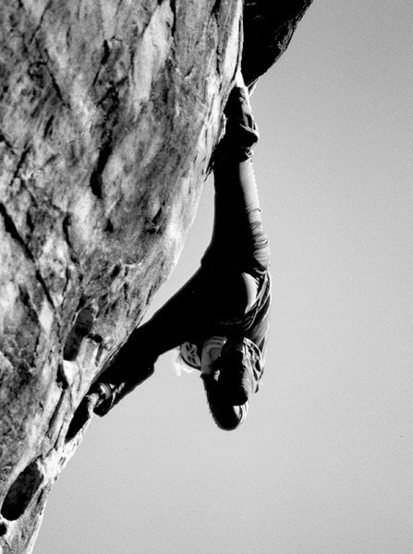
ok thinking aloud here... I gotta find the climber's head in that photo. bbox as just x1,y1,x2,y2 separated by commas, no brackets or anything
178,336,227,374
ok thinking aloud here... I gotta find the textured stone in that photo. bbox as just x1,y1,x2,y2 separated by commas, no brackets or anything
0,1,312,551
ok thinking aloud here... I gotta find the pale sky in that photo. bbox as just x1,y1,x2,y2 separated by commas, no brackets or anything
36,1,412,553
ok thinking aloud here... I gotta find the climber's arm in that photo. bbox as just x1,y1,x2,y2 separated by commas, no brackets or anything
85,267,210,415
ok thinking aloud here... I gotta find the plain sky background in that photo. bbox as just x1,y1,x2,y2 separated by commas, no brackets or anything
36,1,412,553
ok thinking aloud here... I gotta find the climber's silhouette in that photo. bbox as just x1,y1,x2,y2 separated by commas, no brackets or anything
74,75,271,431
71,0,317,431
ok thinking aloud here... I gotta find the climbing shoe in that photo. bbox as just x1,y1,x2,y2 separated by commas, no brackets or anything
211,84,259,168
223,85,260,149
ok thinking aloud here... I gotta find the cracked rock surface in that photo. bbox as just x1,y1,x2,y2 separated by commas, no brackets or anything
0,0,312,552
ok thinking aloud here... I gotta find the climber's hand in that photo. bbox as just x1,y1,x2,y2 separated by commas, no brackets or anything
88,382,114,417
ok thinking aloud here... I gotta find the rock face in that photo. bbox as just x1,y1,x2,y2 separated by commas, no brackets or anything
0,1,312,552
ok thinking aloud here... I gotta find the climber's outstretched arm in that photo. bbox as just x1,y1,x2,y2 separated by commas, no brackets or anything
86,269,206,415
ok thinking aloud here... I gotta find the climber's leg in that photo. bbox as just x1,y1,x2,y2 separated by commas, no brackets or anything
203,82,270,279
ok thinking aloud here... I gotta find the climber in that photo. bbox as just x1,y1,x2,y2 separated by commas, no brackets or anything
79,75,271,431
69,0,313,434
